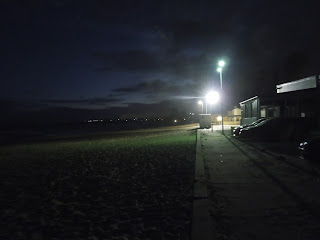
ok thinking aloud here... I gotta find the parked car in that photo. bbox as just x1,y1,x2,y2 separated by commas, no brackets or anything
239,117,312,140
298,136,320,160
233,118,267,136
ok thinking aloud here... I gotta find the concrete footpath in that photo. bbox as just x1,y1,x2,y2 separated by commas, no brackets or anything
192,128,320,240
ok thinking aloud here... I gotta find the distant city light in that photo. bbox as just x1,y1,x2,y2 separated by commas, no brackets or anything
217,116,222,121
174,119,177,123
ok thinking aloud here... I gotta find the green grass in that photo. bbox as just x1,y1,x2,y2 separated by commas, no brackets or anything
1,129,196,240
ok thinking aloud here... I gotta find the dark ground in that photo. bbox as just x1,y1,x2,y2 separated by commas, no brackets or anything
0,125,197,240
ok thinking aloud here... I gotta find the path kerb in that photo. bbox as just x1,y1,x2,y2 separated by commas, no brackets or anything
191,129,213,240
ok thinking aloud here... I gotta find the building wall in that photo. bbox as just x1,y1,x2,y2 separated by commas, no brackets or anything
239,75,320,130
260,106,280,118
275,75,320,130
232,108,241,115
227,107,241,122
240,97,260,125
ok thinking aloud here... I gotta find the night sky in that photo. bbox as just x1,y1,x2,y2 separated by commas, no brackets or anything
1,0,320,123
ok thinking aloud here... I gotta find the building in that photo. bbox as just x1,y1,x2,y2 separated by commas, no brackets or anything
240,75,320,128
239,96,281,125
210,107,241,125
199,114,212,128
276,75,320,128
227,107,241,122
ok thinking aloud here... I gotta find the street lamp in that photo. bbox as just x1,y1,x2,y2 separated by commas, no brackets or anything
205,91,220,114
206,91,220,104
217,60,225,134
198,100,203,114
218,60,225,67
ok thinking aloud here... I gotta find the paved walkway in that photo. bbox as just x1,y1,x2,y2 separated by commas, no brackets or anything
193,128,320,240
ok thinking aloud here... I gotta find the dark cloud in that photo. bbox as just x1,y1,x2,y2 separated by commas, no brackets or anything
94,48,216,83
113,80,167,93
44,97,122,106
0,99,17,111
0,98,48,112
112,79,203,101
94,50,159,72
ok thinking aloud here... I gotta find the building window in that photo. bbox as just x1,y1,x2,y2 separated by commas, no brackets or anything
246,102,252,118
252,100,257,117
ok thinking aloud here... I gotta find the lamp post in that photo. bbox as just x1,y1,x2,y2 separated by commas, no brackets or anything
206,100,209,114
198,100,203,114
217,60,225,134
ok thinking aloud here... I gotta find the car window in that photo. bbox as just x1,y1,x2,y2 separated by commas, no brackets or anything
256,119,269,126
253,120,261,125
252,119,264,125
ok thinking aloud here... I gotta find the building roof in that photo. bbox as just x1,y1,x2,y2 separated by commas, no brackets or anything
276,75,318,93
239,96,258,105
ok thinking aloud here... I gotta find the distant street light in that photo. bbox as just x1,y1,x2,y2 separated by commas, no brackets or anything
217,59,225,134
198,100,204,114
218,60,225,67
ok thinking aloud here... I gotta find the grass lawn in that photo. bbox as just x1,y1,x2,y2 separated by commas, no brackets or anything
1,128,196,240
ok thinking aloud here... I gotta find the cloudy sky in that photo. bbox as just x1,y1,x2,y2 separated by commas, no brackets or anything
1,0,320,121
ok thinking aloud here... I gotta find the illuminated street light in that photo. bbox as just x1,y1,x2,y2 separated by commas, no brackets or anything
218,60,225,67
198,100,203,114
203,91,220,114
206,91,220,104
